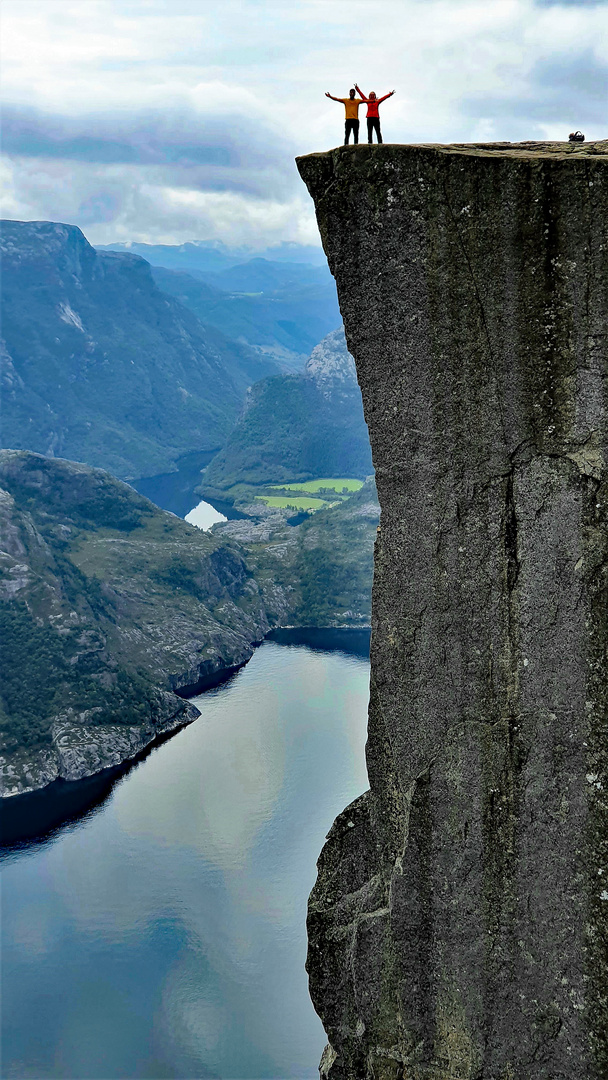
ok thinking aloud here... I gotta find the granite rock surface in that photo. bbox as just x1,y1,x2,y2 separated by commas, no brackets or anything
298,141,608,1079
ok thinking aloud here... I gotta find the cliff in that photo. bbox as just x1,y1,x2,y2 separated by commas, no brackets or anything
297,141,608,1079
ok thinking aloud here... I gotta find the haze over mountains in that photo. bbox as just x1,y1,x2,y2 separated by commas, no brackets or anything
1,220,343,481
98,240,329,273
100,240,341,367
1,220,280,480
148,256,339,368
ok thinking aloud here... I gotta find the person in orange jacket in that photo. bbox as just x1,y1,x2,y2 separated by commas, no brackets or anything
354,84,395,144
325,88,365,145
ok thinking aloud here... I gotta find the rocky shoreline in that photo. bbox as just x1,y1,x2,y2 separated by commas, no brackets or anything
0,635,267,799
0,451,281,800
0,648,261,799
1,694,199,799
1,625,371,803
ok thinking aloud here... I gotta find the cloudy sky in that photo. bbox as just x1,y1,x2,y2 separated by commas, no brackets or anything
1,0,606,248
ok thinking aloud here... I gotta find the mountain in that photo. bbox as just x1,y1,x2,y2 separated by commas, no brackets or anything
150,262,341,368
97,239,329,272
97,240,242,273
0,220,278,480
0,450,377,798
195,257,331,294
200,328,373,496
0,450,285,797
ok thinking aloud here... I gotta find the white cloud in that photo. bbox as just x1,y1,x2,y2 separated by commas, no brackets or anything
1,0,606,245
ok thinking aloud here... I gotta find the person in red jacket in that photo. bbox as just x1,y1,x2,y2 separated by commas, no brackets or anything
354,84,395,144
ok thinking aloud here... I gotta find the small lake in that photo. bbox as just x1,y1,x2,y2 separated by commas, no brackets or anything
1,636,370,1079
133,451,219,519
132,452,244,526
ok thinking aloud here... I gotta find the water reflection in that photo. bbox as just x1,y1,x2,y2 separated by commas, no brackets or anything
185,500,228,531
2,640,370,1079
131,451,245,525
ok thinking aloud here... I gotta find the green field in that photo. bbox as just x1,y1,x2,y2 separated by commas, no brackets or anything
255,495,331,511
270,478,364,495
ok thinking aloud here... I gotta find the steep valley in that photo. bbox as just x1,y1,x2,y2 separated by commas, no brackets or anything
0,220,279,480
200,327,373,504
0,448,376,798
0,224,377,800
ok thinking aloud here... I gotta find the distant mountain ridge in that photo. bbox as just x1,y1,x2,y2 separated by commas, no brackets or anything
1,219,278,480
193,256,331,294
99,236,340,368
151,261,340,368
97,239,329,272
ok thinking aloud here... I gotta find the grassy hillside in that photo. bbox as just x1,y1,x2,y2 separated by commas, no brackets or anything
200,329,372,500
219,478,379,628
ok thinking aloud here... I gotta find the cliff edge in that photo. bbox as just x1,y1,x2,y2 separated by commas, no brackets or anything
297,142,608,1079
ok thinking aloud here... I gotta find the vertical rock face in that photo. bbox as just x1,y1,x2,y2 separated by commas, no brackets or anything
297,143,608,1079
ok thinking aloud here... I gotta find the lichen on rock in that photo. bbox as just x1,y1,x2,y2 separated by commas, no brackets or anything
298,141,608,1079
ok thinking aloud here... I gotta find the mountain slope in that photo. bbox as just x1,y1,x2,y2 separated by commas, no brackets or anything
221,478,379,629
1,220,278,479
195,257,331,293
0,450,281,796
0,450,377,797
201,328,373,494
151,263,341,368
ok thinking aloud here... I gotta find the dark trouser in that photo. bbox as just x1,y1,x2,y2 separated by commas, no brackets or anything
367,116,382,143
344,119,359,144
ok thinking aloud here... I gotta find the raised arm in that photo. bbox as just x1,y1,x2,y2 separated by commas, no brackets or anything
325,92,342,102
354,84,368,102
377,91,395,105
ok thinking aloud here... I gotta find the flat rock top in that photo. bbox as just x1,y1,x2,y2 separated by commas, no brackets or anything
298,139,608,163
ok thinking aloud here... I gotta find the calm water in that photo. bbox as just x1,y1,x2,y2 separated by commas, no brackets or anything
132,451,219,519
132,452,245,524
1,639,370,1079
